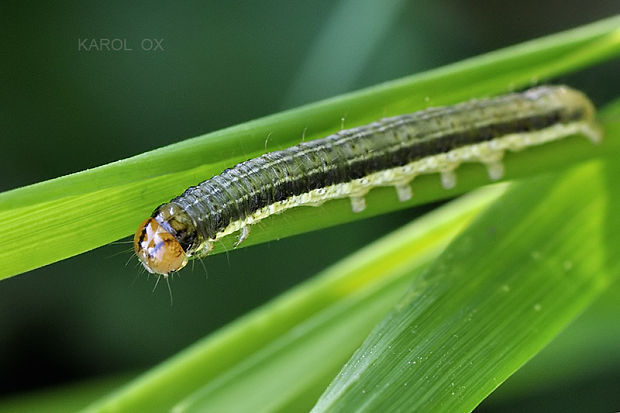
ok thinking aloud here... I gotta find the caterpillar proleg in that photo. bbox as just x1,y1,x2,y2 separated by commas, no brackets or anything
134,86,601,276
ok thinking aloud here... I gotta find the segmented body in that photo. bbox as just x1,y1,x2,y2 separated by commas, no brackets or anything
134,86,600,275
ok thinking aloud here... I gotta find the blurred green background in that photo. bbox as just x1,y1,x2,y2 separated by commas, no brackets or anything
1,1,619,411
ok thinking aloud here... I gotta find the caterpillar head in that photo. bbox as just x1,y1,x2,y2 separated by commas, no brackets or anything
134,203,196,275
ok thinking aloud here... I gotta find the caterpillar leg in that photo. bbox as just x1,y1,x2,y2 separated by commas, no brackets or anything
395,182,412,202
193,241,214,259
440,169,457,189
484,160,505,180
480,152,505,181
350,195,366,213
580,123,603,144
234,226,251,248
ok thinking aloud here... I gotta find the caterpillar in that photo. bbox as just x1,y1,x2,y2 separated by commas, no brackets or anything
133,85,601,276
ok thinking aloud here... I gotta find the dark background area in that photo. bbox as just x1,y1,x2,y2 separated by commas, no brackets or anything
1,1,619,411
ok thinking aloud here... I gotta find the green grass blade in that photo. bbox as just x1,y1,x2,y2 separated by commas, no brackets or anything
310,159,619,412
1,16,619,280
79,185,506,413
481,282,620,406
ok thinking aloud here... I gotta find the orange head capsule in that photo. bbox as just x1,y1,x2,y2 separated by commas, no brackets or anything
134,217,189,275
